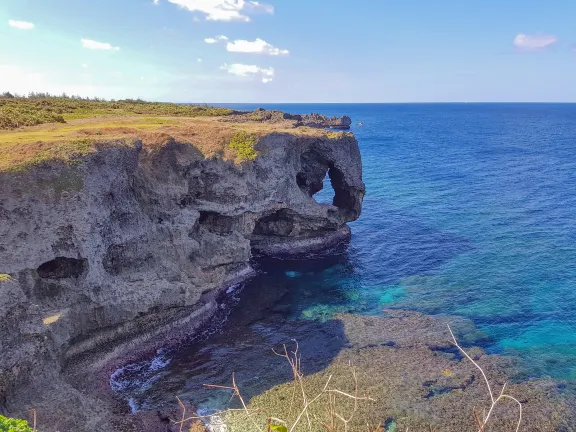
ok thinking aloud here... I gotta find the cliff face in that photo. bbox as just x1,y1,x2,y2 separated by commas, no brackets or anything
0,129,364,429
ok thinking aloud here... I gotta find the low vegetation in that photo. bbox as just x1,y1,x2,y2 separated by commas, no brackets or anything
0,92,344,172
0,93,232,130
0,415,34,432
0,274,13,283
229,131,258,161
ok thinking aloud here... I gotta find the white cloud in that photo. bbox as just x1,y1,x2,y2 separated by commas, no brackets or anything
164,0,273,21
81,39,120,51
197,58,203,63
8,19,35,30
82,64,88,68
204,35,228,44
227,38,289,55
513,33,557,51
154,0,159,4
220,63,274,83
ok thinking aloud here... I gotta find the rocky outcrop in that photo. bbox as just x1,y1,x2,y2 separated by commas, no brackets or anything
220,109,353,129
301,113,352,129
0,128,364,430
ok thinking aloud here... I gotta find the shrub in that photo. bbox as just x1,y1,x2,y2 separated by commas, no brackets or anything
0,104,66,129
0,415,34,432
0,95,233,130
229,131,258,161
0,274,13,283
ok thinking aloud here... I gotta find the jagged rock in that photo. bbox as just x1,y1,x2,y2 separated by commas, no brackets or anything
300,113,352,129
220,109,353,129
0,126,364,431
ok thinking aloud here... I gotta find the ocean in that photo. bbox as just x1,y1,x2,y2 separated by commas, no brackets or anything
111,103,576,412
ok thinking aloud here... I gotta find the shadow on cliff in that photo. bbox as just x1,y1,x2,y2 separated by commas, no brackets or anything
110,250,353,413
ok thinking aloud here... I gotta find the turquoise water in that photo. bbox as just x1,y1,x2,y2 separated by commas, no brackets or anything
249,103,576,379
112,103,576,411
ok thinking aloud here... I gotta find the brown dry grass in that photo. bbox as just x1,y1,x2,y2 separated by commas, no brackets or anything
0,115,330,172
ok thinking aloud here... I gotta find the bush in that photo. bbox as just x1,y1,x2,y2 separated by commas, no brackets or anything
0,104,66,129
0,274,13,283
229,131,258,161
0,95,233,130
0,415,34,432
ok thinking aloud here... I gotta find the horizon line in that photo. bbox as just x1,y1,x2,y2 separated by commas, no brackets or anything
182,101,576,105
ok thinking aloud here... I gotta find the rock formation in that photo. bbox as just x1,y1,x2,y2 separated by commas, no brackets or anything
221,109,353,129
0,124,364,430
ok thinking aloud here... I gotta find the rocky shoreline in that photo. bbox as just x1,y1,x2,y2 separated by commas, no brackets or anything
2,108,574,431
66,300,576,432
0,111,365,431
221,309,576,431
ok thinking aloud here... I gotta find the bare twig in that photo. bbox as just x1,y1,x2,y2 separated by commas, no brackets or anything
30,409,36,432
175,340,376,432
447,324,522,432
176,397,186,432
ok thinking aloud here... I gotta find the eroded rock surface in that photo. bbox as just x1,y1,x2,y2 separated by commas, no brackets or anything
221,108,353,129
0,128,364,430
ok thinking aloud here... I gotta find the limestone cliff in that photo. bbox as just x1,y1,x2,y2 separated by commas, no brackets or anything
0,123,364,429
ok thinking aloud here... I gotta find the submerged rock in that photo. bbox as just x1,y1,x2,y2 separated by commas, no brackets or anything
225,310,576,432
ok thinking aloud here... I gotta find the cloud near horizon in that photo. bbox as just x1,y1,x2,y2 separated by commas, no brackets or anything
81,39,120,51
513,33,557,51
8,19,35,30
220,63,274,83
163,0,273,21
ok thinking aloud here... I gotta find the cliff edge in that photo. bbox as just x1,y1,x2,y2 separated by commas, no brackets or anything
0,108,364,430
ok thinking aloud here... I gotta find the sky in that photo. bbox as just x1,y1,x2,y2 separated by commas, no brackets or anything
1,0,575,103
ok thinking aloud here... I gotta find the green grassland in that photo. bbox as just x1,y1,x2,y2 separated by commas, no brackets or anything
0,95,232,129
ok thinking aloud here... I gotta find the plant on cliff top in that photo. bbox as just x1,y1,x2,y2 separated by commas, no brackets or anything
0,104,66,129
0,415,34,432
229,131,258,161
0,95,233,130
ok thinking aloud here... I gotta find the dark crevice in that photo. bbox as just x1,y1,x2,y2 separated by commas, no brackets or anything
37,257,87,279
253,209,296,237
198,211,236,234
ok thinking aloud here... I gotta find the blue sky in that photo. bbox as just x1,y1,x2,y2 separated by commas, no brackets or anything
1,0,575,102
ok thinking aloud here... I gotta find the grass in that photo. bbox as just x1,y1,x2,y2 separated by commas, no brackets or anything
326,131,354,140
229,131,258,161
0,96,233,130
0,415,34,432
0,94,348,172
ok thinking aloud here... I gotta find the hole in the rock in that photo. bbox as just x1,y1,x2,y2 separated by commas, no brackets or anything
253,209,295,237
312,171,336,205
37,257,87,279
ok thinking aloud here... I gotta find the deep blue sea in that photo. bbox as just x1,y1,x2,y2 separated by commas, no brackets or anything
112,103,576,412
